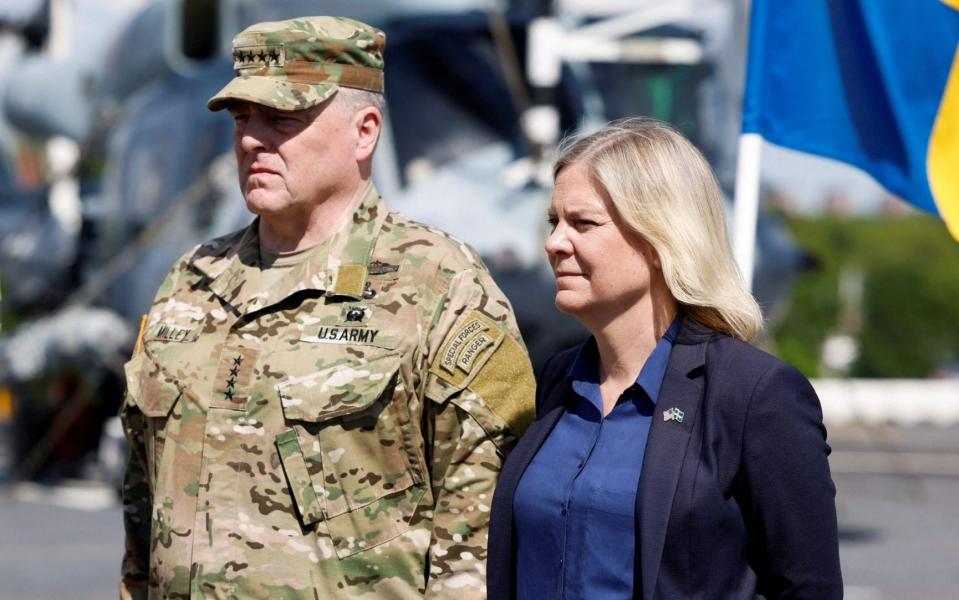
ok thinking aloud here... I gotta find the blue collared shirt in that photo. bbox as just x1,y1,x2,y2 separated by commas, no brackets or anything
513,317,680,599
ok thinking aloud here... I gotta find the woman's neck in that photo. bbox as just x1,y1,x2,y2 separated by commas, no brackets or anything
589,293,678,415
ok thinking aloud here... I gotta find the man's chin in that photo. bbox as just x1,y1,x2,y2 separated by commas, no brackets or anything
243,193,290,217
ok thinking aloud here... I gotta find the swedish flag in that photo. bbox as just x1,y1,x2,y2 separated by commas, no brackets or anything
743,0,959,241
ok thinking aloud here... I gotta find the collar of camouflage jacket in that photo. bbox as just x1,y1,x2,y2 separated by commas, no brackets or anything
190,184,388,314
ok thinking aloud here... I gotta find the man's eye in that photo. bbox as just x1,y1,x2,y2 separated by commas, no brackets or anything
546,217,558,231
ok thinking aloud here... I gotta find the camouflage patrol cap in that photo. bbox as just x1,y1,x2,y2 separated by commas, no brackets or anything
207,16,385,112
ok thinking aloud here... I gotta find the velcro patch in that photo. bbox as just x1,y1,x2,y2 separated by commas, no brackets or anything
302,326,381,345
341,304,371,323
367,260,399,276
233,45,285,70
332,264,367,298
438,318,487,374
431,310,505,386
457,333,494,373
210,346,260,410
149,324,199,343
466,335,535,437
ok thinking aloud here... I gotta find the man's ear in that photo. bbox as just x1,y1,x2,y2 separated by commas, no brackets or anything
354,106,382,162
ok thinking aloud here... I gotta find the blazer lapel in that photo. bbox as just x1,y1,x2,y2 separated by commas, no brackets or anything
636,321,710,599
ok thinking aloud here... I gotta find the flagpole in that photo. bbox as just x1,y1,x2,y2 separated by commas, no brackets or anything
732,132,763,292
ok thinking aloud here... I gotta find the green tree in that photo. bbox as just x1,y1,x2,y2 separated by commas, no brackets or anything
774,214,959,378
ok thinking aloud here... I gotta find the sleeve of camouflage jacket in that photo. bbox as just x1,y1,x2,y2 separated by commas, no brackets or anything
423,267,535,598
118,256,190,600
119,361,152,600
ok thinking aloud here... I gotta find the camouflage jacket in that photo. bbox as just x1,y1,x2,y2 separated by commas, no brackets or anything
120,186,535,599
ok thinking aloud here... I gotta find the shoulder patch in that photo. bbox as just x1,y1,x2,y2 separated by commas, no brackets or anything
457,332,494,373
428,310,535,435
432,311,505,382
461,334,535,437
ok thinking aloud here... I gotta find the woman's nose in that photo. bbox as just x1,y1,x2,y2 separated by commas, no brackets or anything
545,223,572,257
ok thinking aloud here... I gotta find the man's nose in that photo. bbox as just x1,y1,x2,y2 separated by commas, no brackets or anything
238,116,270,153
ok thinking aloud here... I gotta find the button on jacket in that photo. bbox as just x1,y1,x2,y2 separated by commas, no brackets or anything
120,186,535,598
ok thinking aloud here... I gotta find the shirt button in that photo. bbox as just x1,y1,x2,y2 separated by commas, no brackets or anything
560,507,567,516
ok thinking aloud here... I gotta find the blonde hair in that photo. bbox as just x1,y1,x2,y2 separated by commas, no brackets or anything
554,117,763,341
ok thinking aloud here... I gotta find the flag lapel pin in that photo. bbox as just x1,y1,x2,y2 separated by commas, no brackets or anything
663,407,685,423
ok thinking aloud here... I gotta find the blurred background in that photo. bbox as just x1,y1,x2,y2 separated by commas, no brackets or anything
0,0,956,598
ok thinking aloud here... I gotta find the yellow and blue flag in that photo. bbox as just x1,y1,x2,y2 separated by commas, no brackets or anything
743,0,959,241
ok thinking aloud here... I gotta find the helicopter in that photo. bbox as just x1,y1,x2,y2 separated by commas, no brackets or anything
0,0,806,485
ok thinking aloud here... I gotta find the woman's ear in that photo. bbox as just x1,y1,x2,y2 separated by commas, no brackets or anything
639,237,662,270
651,247,662,269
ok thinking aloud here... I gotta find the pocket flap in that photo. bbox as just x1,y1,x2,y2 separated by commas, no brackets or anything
324,483,426,558
276,351,401,423
124,352,180,418
276,429,325,525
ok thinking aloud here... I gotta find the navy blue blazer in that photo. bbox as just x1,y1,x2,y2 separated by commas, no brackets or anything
489,319,842,599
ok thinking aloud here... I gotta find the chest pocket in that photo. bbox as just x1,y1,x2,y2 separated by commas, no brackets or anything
273,347,425,558
122,352,182,490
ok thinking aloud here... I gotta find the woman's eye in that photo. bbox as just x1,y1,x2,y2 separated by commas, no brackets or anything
574,219,597,229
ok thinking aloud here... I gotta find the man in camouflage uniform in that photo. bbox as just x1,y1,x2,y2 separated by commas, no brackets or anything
120,16,535,599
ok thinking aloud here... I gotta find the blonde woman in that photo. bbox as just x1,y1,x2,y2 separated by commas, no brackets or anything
489,119,842,599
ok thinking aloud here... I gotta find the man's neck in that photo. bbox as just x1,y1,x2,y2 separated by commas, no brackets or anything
258,181,372,252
